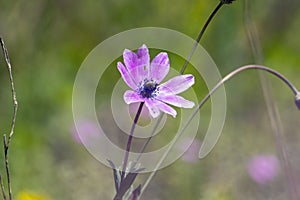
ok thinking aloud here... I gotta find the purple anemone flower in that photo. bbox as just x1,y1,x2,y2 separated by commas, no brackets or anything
117,44,195,118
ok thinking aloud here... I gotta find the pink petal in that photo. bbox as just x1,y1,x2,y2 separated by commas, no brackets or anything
159,74,194,95
145,99,160,118
124,90,144,104
150,52,170,83
136,44,150,81
137,44,150,69
156,94,194,108
123,45,150,83
155,100,177,118
117,62,137,90
123,48,137,71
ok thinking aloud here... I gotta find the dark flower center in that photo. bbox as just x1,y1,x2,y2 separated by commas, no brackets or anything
139,79,159,98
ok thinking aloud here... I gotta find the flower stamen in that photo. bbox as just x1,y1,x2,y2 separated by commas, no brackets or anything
139,79,159,99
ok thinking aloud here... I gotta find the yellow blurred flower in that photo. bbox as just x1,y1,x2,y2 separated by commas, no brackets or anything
17,191,50,200
202,185,233,200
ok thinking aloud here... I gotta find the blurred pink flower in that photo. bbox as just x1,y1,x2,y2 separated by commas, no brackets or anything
179,138,201,163
71,120,99,144
247,154,280,184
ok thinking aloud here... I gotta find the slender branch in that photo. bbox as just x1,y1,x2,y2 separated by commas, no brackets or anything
3,136,12,200
134,114,164,164
140,64,299,195
180,1,224,74
1,36,18,200
0,174,7,200
120,102,145,182
0,38,18,147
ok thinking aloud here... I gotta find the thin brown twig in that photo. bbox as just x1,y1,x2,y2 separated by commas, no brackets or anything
3,136,11,200
0,37,18,146
0,174,7,200
1,36,18,200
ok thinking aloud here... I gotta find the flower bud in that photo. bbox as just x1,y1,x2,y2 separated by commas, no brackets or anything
295,93,300,110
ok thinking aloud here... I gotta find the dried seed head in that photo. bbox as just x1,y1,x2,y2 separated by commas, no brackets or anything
295,93,300,110
221,0,236,4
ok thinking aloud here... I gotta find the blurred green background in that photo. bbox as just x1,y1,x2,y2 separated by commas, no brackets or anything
0,0,300,199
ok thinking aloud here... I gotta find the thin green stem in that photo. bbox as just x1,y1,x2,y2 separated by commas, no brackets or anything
134,115,163,164
120,102,145,182
180,2,223,74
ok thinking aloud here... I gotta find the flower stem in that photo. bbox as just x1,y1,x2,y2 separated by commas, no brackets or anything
134,114,164,164
121,102,145,182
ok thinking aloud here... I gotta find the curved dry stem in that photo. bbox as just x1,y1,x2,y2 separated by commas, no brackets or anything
139,64,299,197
